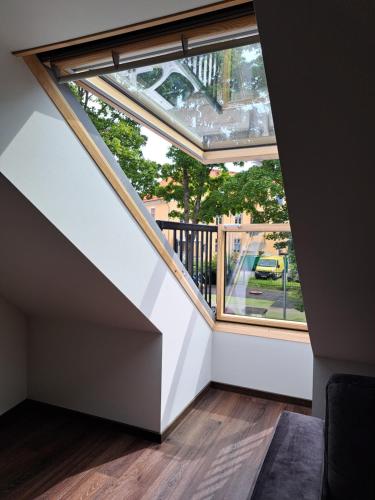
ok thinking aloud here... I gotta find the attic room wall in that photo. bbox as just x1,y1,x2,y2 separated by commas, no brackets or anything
255,0,375,415
0,9,212,431
0,172,163,430
212,331,313,400
28,318,162,431
0,296,27,415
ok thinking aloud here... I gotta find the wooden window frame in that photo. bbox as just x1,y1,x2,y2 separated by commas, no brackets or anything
214,321,310,344
81,76,278,164
216,223,309,332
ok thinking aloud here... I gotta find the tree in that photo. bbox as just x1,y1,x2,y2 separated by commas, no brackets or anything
217,160,288,224
157,146,228,224
230,45,267,98
71,86,286,227
71,85,160,199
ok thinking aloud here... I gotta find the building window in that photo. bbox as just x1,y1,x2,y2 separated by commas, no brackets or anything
150,207,156,218
215,238,218,253
234,213,242,224
233,238,241,252
215,215,223,225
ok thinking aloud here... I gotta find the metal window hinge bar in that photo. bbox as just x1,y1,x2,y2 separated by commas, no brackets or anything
56,33,259,84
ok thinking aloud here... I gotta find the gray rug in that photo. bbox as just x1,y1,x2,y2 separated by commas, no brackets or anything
251,411,324,500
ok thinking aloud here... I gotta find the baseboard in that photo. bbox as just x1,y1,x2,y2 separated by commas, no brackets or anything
210,381,312,408
0,398,28,421
25,399,163,443
1,385,311,445
161,382,211,440
0,393,212,444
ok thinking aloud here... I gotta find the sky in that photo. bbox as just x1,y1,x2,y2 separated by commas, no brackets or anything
141,127,171,164
141,127,254,171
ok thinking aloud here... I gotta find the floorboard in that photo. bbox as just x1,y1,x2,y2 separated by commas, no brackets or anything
0,389,310,499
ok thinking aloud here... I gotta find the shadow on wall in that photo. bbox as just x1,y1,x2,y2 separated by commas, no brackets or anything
161,309,212,430
137,246,212,433
0,50,66,158
28,317,162,431
139,259,169,317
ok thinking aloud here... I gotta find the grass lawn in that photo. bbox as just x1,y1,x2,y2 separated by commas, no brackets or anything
248,277,301,290
265,307,306,322
225,296,274,309
223,294,306,323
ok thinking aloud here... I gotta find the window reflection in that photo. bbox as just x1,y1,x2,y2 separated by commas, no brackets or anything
107,42,275,150
224,231,306,323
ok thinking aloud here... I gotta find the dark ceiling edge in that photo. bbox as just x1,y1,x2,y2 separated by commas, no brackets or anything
38,3,254,62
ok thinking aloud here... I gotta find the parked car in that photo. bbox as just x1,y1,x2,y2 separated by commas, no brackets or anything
255,256,285,280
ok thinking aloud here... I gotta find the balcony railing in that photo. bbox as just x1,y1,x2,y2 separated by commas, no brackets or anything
216,223,307,331
156,220,217,308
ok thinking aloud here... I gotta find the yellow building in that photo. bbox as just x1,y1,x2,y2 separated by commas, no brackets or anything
142,172,280,259
143,195,252,225
143,192,253,257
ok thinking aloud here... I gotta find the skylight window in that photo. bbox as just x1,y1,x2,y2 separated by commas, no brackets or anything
105,42,275,151
39,1,277,162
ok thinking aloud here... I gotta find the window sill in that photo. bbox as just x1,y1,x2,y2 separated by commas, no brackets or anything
214,321,310,344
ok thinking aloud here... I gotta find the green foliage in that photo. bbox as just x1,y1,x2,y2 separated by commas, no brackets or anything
288,288,305,312
157,146,228,223
230,45,267,100
203,159,288,224
70,84,160,199
249,53,267,93
70,86,288,231
137,68,163,89
156,72,194,107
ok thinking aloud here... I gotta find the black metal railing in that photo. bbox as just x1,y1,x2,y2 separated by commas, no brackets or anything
156,220,218,308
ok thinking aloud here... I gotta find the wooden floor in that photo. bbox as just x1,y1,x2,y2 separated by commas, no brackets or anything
0,388,310,500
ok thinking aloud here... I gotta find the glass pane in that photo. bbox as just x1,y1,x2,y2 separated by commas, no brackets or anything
137,68,164,88
106,42,275,150
224,231,306,323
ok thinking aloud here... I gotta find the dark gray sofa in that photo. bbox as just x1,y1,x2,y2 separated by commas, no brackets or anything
251,374,375,500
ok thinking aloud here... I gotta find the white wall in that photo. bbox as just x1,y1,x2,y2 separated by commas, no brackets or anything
212,331,313,400
28,318,162,431
0,295,27,414
0,35,212,430
160,304,212,431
